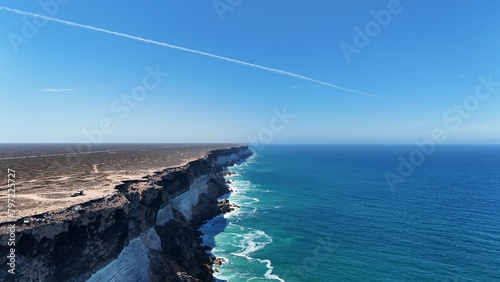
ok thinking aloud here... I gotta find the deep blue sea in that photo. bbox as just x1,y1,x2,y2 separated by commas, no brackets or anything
201,145,500,282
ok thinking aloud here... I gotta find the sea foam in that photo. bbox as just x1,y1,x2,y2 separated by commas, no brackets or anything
200,157,285,281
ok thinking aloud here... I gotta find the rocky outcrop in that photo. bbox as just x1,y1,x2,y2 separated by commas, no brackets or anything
0,146,252,282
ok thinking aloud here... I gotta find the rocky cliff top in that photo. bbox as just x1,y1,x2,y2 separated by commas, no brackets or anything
0,144,247,228
0,145,246,231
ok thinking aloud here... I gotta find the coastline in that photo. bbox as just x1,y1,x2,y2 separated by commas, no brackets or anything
0,144,242,221
198,154,285,282
0,145,253,281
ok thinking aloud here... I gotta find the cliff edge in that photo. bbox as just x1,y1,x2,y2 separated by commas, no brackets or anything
0,145,253,282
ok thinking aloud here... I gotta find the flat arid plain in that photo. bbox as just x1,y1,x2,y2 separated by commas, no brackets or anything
0,144,238,221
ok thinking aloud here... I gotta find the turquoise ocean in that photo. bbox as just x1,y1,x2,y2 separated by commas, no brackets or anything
201,145,500,281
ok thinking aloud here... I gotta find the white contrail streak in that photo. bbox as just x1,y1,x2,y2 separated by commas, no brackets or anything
0,6,379,98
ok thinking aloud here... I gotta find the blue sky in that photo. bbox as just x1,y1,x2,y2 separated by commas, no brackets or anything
1,0,499,144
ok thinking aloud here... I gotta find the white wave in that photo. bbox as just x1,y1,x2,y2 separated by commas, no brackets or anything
224,209,242,219
233,230,272,258
229,222,246,231
234,153,258,166
247,208,258,216
211,156,285,282
256,259,286,282
227,228,285,282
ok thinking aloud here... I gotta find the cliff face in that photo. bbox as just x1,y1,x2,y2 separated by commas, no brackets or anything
0,146,252,282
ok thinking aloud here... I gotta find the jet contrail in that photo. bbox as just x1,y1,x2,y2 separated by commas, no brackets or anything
0,6,379,98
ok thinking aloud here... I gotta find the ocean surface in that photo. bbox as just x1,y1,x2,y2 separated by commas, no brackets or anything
201,145,500,282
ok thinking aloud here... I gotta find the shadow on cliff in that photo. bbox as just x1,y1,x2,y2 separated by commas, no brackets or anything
200,212,230,282
200,188,231,250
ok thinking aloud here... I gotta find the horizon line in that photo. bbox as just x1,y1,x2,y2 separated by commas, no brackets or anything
1,142,499,145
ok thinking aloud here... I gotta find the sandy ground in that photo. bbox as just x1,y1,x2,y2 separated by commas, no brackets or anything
0,144,238,222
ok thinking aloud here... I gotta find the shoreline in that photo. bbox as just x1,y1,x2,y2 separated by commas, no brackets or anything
200,155,286,282
0,145,253,281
